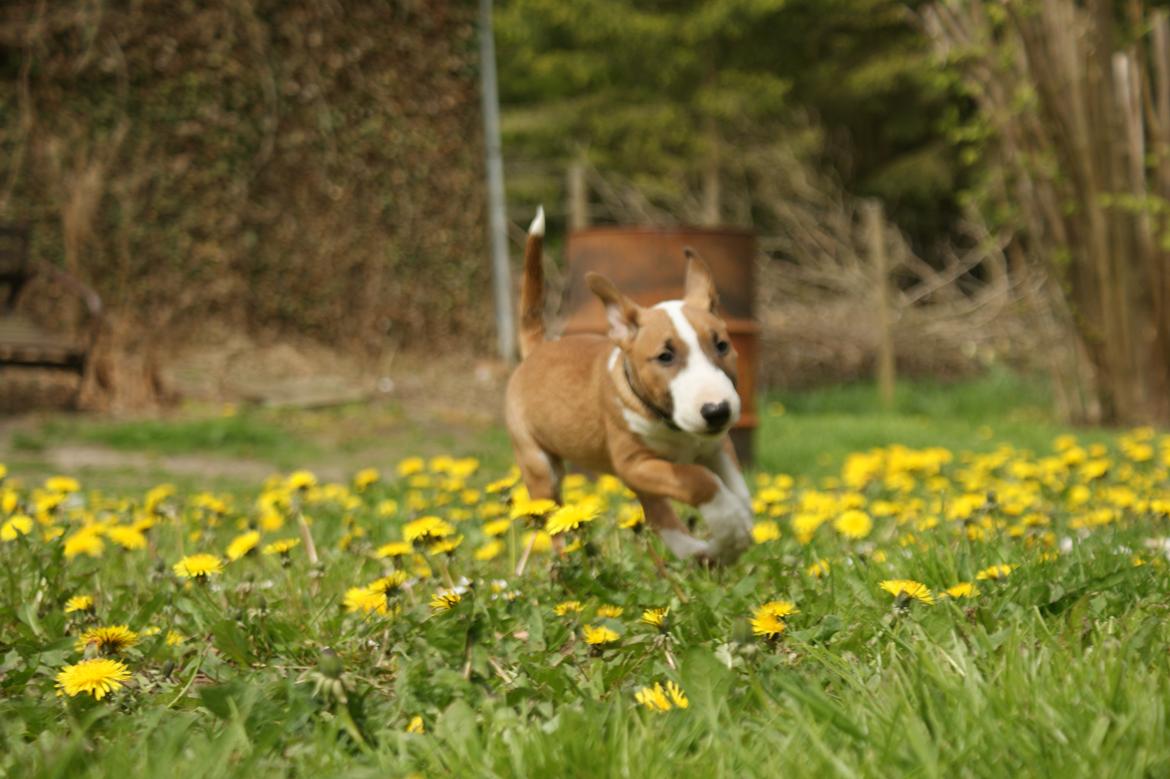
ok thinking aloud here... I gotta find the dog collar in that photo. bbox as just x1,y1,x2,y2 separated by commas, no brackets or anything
622,358,680,431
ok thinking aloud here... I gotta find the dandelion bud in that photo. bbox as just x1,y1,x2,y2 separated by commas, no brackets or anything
318,648,344,679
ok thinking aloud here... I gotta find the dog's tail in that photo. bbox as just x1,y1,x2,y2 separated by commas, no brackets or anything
518,205,546,359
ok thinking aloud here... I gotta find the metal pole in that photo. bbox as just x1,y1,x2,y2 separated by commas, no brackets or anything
479,0,516,363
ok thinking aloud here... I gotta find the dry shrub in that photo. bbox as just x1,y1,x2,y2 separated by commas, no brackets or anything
0,1,489,407
581,138,1058,392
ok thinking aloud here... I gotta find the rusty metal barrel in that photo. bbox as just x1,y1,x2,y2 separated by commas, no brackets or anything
561,226,760,465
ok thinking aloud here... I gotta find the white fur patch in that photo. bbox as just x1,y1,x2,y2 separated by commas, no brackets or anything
620,408,722,463
659,529,711,559
607,347,620,371
699,482,753,563
528,205,545,237
655,301,740,434
704,449,753,510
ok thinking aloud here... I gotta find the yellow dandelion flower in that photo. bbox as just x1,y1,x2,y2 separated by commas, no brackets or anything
750,601,796,638
583,624,620,645
1,515,33,542
834,509,873,540
344,586,389,615
806,558,831,578
510,498,558,521
554,600,583,616
752,520,780,543
76,625,138,654
641,607,669,629
945,582,978,599
429,590,462,612
975,563,1016,581
166,630,185,646
375,541,413,558
596,605,624,619
486,472,520,494
286,470,318,491
474,539,504,561
406,715,425,734
353,468,380,491
428,535,464,556
396,457,425,477
751,611,786,638
521,530,552,553
545,501,600,536
65,594,94,614
56,658,131,700
618,504,645,530
46,476,81,494
665,681,689,709
226,530,261,561
482,518,512,537
262,538,300,556
634,682,673,712
145,484,175,514
370,570,409,592
63,529,104,560
105,525,147,551
880,579,935,605
173,553,224,579
758,600,799,619
403,516,455,543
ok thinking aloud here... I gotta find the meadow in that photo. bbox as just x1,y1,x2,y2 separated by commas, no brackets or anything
2,373,1169,778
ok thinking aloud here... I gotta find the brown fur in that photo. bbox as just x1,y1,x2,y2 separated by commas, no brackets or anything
518,226,546,359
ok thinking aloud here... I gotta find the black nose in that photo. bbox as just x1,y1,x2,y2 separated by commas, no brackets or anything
700,401,731,429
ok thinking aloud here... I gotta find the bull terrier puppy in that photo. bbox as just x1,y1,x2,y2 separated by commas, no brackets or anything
505,207,754,564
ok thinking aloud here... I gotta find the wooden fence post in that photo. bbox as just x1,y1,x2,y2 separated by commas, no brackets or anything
863,200,896,411
568,159,589,231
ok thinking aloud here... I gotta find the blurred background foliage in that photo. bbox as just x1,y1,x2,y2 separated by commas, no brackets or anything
2,0,1170,423
0,1,488,404
497,0,967,255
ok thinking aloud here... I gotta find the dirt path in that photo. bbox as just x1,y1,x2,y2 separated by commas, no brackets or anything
42,444,282,482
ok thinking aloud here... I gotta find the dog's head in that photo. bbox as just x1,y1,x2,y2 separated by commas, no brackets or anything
586,249,740,436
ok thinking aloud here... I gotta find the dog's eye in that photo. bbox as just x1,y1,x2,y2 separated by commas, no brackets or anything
656,350,674,365
715,338,730,356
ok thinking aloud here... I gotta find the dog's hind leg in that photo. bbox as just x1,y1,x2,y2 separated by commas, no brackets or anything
508,426,563,575
515,443,563,504
638,493,710,560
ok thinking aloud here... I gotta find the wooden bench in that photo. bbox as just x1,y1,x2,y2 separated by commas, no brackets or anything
0,225,102,404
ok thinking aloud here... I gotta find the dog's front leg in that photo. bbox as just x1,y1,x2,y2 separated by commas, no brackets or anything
701,440,754,518
615,454,752,564
637,492,710,560
697,442,755,562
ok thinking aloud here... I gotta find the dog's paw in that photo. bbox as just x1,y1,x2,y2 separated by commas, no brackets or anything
658,528,712,560
699,485,754,564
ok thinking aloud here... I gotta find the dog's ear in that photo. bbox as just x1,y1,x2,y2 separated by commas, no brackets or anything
586,272,641,344
683,248,718,313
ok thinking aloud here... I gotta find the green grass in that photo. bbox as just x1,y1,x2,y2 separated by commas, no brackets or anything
756,370,1113,477
1,373,1168,778
20,409,313,462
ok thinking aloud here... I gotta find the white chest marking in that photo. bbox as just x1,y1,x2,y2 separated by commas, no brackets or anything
619,406,722,463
